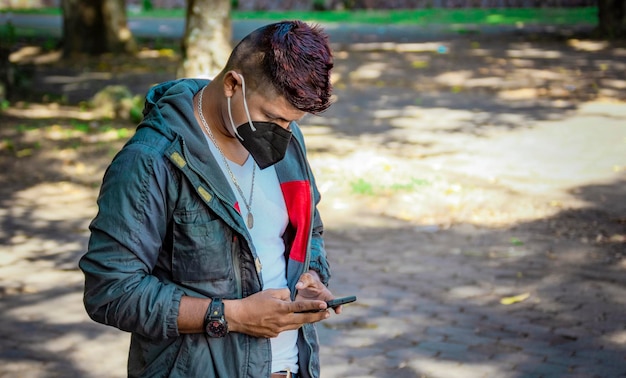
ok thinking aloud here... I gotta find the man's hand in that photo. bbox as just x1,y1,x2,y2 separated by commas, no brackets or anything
224,288,328,338
295,271,342,314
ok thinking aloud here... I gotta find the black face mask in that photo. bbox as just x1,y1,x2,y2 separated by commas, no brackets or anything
234,121,292,169
228,74,293,169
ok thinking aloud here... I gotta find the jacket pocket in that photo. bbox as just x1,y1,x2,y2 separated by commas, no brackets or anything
172,209,233,283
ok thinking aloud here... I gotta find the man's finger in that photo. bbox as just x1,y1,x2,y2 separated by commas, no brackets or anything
296,272,319,290
291,300,326,313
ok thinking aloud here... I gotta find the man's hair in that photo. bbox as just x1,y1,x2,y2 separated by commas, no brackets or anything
225,20,334,114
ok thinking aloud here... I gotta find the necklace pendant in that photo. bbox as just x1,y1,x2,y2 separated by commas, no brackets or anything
246,212,254,229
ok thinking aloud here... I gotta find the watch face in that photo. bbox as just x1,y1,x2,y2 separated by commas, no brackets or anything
206,320,226,337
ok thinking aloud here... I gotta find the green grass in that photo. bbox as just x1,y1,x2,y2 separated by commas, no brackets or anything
235,8,596,25
0,7,597,26
350,177,430,196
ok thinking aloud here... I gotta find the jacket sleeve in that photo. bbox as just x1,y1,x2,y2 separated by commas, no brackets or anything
79,141,184,340
309,206,331,286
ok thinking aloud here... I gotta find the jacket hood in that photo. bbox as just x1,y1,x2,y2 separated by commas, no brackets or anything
140,78,209,152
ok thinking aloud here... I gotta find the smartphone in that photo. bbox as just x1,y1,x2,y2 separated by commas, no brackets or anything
325,295,357,309
297,295,357,313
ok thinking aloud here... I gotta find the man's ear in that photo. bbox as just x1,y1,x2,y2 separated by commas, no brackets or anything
223,70,241,98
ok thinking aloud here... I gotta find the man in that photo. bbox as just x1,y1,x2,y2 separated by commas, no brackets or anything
79,21,339,378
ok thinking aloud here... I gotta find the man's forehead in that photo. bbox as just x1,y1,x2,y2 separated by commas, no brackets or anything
255,92,305,121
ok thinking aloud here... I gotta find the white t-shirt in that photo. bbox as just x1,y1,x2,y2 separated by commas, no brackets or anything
204,135,299,374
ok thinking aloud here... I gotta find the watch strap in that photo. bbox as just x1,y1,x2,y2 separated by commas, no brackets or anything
204,298,228,337
208,298,224,319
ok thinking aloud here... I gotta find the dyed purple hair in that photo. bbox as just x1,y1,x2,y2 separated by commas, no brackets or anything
225,20,334,114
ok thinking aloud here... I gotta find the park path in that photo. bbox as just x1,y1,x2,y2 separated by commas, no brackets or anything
1,26,626,377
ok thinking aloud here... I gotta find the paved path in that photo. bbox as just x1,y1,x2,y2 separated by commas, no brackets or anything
1,21,625,378
1,100,625,377
319,225,626,377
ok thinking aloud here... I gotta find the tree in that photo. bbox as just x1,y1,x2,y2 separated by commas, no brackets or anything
178,0,232,78
61,0,136,57
597,0,626,38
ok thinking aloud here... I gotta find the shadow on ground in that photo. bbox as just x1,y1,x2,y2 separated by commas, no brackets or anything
320,178,625,377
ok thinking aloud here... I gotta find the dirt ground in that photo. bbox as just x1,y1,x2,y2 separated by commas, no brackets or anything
0,28,625,376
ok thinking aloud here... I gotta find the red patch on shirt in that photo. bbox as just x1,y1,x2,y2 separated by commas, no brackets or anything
281,181,311,263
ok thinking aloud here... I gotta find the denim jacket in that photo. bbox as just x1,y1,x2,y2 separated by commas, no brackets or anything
79,79,331,378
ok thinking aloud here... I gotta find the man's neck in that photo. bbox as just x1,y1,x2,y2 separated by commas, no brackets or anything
196,84,250,166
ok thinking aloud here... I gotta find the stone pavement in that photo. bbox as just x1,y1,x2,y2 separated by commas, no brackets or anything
1,99,625,377
2,188,625,378
319,225,626,378
1,23,626,378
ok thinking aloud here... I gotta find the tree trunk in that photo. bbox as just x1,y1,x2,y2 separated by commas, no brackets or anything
597,0,626,38
103,0,137,53
178,0,232,79
62,0,136,57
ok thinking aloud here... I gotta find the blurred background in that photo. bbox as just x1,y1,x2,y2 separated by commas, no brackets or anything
1,1,625,377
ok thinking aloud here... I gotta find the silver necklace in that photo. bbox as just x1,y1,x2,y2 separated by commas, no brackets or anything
197,86,256,229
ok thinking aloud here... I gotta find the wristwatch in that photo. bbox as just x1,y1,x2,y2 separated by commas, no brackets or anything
204,298,228,337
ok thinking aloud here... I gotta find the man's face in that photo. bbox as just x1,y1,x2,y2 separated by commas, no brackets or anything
223,75,302,168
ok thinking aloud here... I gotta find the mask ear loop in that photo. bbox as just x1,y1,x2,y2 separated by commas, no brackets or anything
238,74,257,132
227,96,244,141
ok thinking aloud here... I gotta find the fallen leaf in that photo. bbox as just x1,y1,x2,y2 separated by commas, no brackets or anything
500,292,530,305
